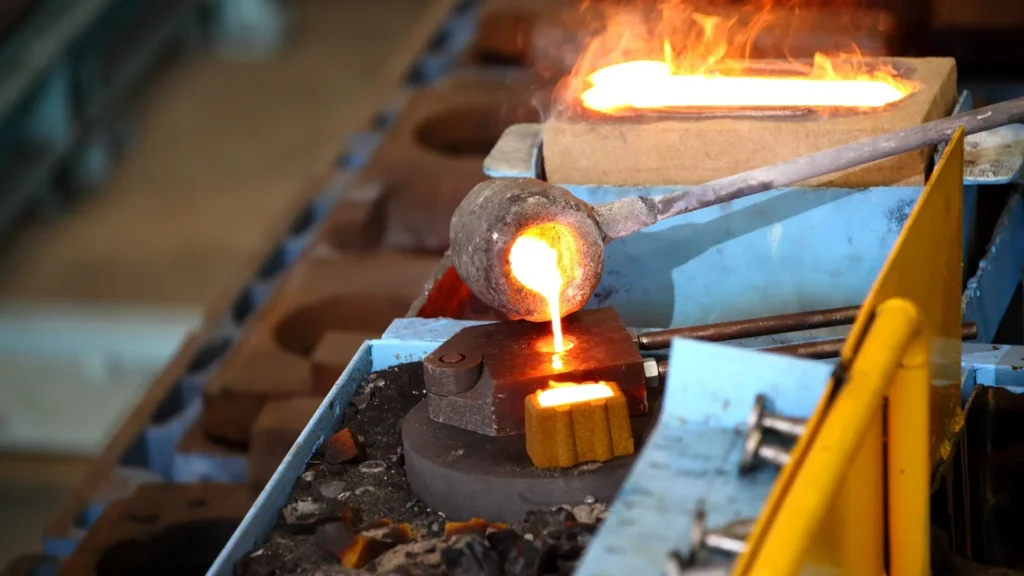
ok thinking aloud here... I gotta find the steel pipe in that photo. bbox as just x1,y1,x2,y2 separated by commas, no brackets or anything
637,305,860,350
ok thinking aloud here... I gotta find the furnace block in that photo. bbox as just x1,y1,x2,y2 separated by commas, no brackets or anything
524,382,635,469
542,57,958,188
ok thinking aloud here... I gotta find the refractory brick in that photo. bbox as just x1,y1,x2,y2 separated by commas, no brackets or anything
542,57,957,188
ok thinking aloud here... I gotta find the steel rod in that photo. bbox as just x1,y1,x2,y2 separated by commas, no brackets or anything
652,322,978,374
637,305,860,350
760,321,978,359
595,96,1024,239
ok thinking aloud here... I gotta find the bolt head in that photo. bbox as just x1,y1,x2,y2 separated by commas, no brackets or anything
643,357,660,388
739,426,764,474
439,353,466,364
747,394,767,432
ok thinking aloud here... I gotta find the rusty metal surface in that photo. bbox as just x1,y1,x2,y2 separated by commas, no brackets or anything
423,308,647,436
448,177,606,323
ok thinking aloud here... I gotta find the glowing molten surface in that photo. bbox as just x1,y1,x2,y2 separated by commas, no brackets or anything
509,232,565,353
569,5,916,116
581,58,911,113
537,381,615,408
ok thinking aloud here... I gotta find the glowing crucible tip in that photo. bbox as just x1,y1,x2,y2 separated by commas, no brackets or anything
509,233,565,353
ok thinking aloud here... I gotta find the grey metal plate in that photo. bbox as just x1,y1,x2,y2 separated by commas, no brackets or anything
483,122,541,178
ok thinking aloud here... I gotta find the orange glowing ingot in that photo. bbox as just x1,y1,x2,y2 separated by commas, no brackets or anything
524,381,635,469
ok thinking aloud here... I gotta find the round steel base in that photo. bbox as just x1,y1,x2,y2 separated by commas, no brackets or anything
402,400,656,522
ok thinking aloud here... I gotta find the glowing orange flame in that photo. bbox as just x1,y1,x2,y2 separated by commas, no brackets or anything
509,230,566,354
537,381,615,408
566,3,916,115
582,56,911,113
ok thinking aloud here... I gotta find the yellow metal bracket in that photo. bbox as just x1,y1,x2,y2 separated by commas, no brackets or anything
732,127,965,576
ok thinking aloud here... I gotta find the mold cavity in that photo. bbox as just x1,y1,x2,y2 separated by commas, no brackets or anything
414,103,541,157
126,513,160,525
472,49,528,68
273,295,413,357
187,336,233,375
95,519,238,576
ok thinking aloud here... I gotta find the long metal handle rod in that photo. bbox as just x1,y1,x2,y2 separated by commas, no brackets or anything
596,96,1024,239
761,321,977,359
638,305,860,350
652,322,977,374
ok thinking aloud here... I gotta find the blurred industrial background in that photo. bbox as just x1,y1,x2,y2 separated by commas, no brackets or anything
0,0,458,567
0,0,1022,573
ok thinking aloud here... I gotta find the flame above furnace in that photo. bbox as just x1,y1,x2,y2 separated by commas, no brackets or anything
565,1,917,114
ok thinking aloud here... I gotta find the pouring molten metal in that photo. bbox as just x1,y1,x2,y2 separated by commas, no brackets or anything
509,224,583,367
509,231,566,353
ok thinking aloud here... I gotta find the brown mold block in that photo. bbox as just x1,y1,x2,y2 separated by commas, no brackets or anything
43,162,361,545
247,396,323,488
202,243,439,445
543,57,958,188
177,417,247,463
199,175,437,447
471,0,577,67
57,483,255,576
524,381,634,469
360,77,543,253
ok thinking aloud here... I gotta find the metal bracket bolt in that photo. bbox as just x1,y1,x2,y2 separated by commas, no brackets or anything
643,357,661,388
667,501,751,574
689,503,750,559
738,393,807,473
739,426,791,474
748,393,806,438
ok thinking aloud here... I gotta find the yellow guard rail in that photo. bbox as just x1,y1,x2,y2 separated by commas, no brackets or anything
733,127,965,576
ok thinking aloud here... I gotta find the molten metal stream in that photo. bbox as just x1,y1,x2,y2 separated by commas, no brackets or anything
509,234,566,355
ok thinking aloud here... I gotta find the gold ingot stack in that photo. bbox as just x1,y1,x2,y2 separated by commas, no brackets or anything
524,381,635,469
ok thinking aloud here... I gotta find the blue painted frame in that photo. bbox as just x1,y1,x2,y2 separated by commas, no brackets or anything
207,310,1024,576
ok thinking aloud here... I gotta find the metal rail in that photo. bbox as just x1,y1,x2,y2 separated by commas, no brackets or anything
596,96,1024,239
638,306,860,350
